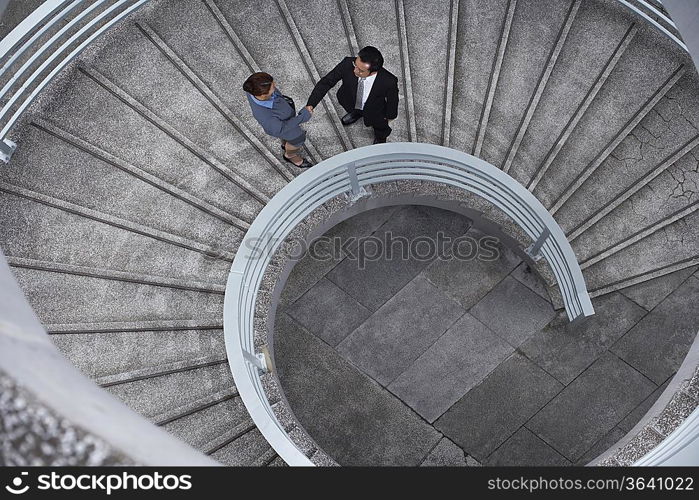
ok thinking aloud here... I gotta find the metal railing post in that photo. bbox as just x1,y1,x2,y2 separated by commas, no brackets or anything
526,227,550,261
346,162,369,202
0,138,16,163
242,349,269,375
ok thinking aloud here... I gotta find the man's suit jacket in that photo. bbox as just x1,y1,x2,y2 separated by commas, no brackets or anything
306,57,399,127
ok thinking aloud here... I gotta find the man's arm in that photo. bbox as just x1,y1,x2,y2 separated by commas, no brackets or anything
386,75,399,120
306,58,348,108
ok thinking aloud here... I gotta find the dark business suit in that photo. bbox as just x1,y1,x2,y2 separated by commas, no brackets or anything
306,57,399,141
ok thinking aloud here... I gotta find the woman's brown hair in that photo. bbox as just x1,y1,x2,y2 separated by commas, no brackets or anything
243,72,273,96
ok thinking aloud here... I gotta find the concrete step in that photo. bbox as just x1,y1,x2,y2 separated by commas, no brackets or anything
449,0,513,154
403,0,452,144
104,362,234,421
33,66,266,222
9,266,223,325
0,123,248,246
573,144,699,267
208,0,351,157
208,427,276,466
477,0,575,168
511,0,636,187
558,71,699,238
51,327,226,384
531,15,688,210
161,396,256,455
0,191,232,283
581,210,699,293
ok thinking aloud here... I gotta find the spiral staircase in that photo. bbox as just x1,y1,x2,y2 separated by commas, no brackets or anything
1,0,698,466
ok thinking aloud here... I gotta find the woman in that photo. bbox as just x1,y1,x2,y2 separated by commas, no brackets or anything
243,72,313,168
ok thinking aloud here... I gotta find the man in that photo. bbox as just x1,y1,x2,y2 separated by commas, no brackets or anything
305,46,399,144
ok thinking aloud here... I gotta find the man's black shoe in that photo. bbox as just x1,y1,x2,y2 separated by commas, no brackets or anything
341,110,363,126
373,137,387,144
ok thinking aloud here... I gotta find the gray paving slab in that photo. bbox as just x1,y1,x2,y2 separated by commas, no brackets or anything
611,276,699,385
485,428,570,466
279,207,398,306
618,378,671,434
470,276,555,347
274,314,441,466
422,232,520,310
576,426,628,466
388,313,513,422
435,353,562,461
528,352,656,462
420,438,480,467
519,292,647,385
287,278,372,347
326,205,471,311
620,266,699,312
337,275,465,386
511,262,551,301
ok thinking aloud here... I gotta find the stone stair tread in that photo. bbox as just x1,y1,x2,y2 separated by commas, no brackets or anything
0,192,233,283
104,362,235,421
51,328,226,383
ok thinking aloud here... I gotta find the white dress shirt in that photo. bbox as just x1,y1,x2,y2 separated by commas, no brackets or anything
356,73,377,110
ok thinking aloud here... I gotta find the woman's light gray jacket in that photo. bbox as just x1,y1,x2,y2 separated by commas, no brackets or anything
247,90,311,146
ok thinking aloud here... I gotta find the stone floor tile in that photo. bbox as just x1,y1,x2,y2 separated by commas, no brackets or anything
286,278,372,346
388,313,513,422
527,352,656,462
336,275,465,386
470,276,556,347
419,438,479,467
326,205,471,311
421,231,521,310
485,428,570,466
274,313,441,466
519,292,647,384
611,276,699,385
620,266,698,311
435,353,562,461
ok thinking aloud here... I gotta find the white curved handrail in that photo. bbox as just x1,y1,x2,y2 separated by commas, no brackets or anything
0,0,151,162
224,143,595,465
616,0,687,51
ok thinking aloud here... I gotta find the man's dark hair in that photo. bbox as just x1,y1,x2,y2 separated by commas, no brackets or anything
243,72,273,96
358,46,383,73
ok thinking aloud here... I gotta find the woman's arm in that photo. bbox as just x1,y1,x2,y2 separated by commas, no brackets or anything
262,107,312,137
